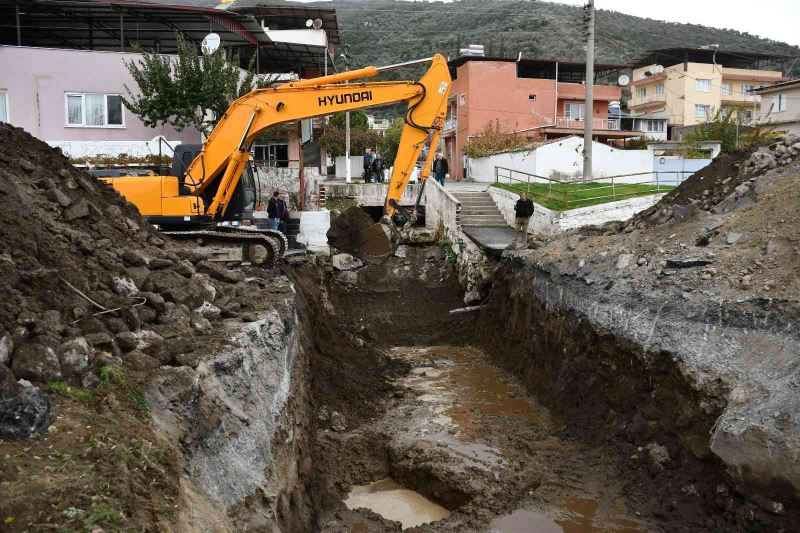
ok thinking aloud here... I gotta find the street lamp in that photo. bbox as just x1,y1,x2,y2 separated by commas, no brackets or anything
340,47,352,183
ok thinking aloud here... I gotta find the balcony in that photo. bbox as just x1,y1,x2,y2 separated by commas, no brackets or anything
443,116,458,134
629,96,667,110
553,117,621,130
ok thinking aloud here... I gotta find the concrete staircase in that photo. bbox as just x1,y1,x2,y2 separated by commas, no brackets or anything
452,191,507,227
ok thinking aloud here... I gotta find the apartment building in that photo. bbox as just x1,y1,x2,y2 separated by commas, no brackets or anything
629,48,790,131
443,56,659,181
754,79,800,135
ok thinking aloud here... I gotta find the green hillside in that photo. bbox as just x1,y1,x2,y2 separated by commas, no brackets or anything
166,0,799,71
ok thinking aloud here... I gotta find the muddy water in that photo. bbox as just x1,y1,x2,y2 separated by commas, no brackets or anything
335,345,646,531
395,346,644,532
344,478,451,529
489,498,642,533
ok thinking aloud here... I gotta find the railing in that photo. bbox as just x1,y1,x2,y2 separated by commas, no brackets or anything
443,117,458,132
494,166,696,210
553,117,621,130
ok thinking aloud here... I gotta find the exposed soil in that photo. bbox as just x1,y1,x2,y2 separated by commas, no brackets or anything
326,205,377,257
0,123,292,531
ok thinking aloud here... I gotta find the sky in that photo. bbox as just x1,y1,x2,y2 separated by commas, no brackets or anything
542,0,800,46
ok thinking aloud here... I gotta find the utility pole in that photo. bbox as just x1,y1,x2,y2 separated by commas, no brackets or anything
340,46,352,183
583,0,595,180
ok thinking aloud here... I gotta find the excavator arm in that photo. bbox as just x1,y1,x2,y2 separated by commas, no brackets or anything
183,54,451,262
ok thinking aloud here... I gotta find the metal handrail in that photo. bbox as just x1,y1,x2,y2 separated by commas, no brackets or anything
494,165,693,209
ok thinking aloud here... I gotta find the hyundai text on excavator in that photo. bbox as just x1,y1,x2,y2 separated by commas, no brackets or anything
101,54,452,266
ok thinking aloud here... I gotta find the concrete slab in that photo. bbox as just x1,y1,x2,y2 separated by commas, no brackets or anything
462,226,518,255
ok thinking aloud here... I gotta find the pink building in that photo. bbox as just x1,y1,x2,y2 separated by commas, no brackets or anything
443,57,639,180
0,45,201,158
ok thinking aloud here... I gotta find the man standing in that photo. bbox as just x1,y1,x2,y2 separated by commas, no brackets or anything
513,191,534,246
371,152,385,183
432,152,448,186
363,148,374,183
266,191,280,230
276,193,290,234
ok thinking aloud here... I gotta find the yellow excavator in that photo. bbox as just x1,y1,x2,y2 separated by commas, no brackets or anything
101,54,451,265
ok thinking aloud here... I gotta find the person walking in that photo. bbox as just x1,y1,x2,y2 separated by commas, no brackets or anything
432,152,448,186
371,152,385,183
363,148,374,183
266,191,280,230
513,191,534,247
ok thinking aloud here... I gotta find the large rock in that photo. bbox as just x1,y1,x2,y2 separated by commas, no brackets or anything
196,260,245,284
62,198,90,221
331,253,365,271
58,337,91,377
0,335,13,366
10,342,62,383
0,370,53,440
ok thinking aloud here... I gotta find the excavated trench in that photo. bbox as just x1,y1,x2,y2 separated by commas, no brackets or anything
280,243,800,532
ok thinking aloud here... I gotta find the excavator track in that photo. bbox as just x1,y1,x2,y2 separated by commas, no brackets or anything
164,228,286,267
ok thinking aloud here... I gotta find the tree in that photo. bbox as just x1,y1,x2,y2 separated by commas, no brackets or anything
122,33,276,136
328,110,369,130
380,117,405,165
318,126,382,157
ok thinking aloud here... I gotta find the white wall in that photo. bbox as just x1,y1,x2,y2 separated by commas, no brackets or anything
488,186,665,235
334,156,366,179
468,136,721,185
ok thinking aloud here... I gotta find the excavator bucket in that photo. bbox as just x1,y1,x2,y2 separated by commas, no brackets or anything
326,206,397,264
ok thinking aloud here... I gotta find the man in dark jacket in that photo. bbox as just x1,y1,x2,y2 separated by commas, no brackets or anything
432,152,448,186
513,191,534,245
266,191,279,230
371,152,385,183
363,148,374,183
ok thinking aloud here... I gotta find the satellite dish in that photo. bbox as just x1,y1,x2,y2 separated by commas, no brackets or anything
312,18,323,30
617,74,630,86
201,33,221,56
305,19,313,28
652,64,665,74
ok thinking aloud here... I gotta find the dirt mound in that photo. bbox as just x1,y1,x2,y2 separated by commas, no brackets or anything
0,123,287,530
326,205,376,254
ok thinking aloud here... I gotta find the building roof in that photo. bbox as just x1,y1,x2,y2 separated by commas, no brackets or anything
0,0,338,73
632,47,794,71
754,78,800,94
447,56,629,82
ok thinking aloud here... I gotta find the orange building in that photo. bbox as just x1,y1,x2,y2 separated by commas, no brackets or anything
442,57,645,181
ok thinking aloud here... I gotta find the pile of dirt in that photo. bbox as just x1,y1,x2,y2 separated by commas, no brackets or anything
326,205,376,255
0,123,287,530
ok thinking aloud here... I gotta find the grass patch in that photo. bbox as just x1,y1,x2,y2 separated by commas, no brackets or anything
84,502,122,527
128,387,149,411
492,181,676,211
98,364,126,387
48,382,93,402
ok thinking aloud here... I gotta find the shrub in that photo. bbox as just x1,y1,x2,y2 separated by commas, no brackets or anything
463,121,533,158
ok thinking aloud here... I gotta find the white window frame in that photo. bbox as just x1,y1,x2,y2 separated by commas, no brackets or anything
739,109,753,123
654,84,664,96
741,84,755,101
564,102,585,120
695,104,710,119
721,82,732,96
636,87,647,99
774,94,787,113
64,92,126,128
641,119,664,133
695,79,711,93
0,90,8,123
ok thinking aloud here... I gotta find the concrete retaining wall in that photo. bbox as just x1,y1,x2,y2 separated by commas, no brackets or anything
488,186,665,235
424,178,461,235
324,182,422,207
